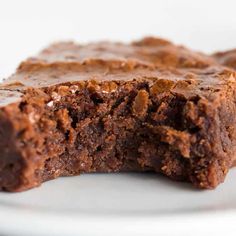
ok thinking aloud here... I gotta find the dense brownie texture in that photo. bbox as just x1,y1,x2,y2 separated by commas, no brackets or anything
1,37,236,191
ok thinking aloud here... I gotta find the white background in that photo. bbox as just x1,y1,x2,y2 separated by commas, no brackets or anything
0,0,236,79
0,1,236,235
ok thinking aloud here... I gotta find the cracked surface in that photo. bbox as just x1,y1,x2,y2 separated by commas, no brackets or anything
0,37,236,191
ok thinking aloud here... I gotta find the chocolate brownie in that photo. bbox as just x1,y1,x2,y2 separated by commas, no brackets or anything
213,49,236,69
0,37,236,191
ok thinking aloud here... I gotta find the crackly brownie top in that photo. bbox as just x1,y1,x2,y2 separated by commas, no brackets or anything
24,37,214,68
0,37,235,106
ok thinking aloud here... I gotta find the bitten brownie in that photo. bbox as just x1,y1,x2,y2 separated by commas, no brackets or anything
1,37,236,192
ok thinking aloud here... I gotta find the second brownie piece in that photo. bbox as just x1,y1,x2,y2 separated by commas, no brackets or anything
0,37,236,191
213,49,236,69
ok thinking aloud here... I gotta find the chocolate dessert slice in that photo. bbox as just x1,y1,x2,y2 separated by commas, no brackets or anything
0,37,236,191
213,49,236,69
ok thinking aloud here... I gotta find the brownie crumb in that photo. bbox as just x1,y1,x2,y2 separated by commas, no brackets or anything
132,90,149,117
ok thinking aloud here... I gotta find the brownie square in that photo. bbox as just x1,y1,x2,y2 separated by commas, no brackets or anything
0,37,236,191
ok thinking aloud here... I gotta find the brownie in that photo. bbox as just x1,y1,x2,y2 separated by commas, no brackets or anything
213,49,236,69
1,37,236,192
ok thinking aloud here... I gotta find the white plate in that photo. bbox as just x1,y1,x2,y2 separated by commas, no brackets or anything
0,171,236,236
